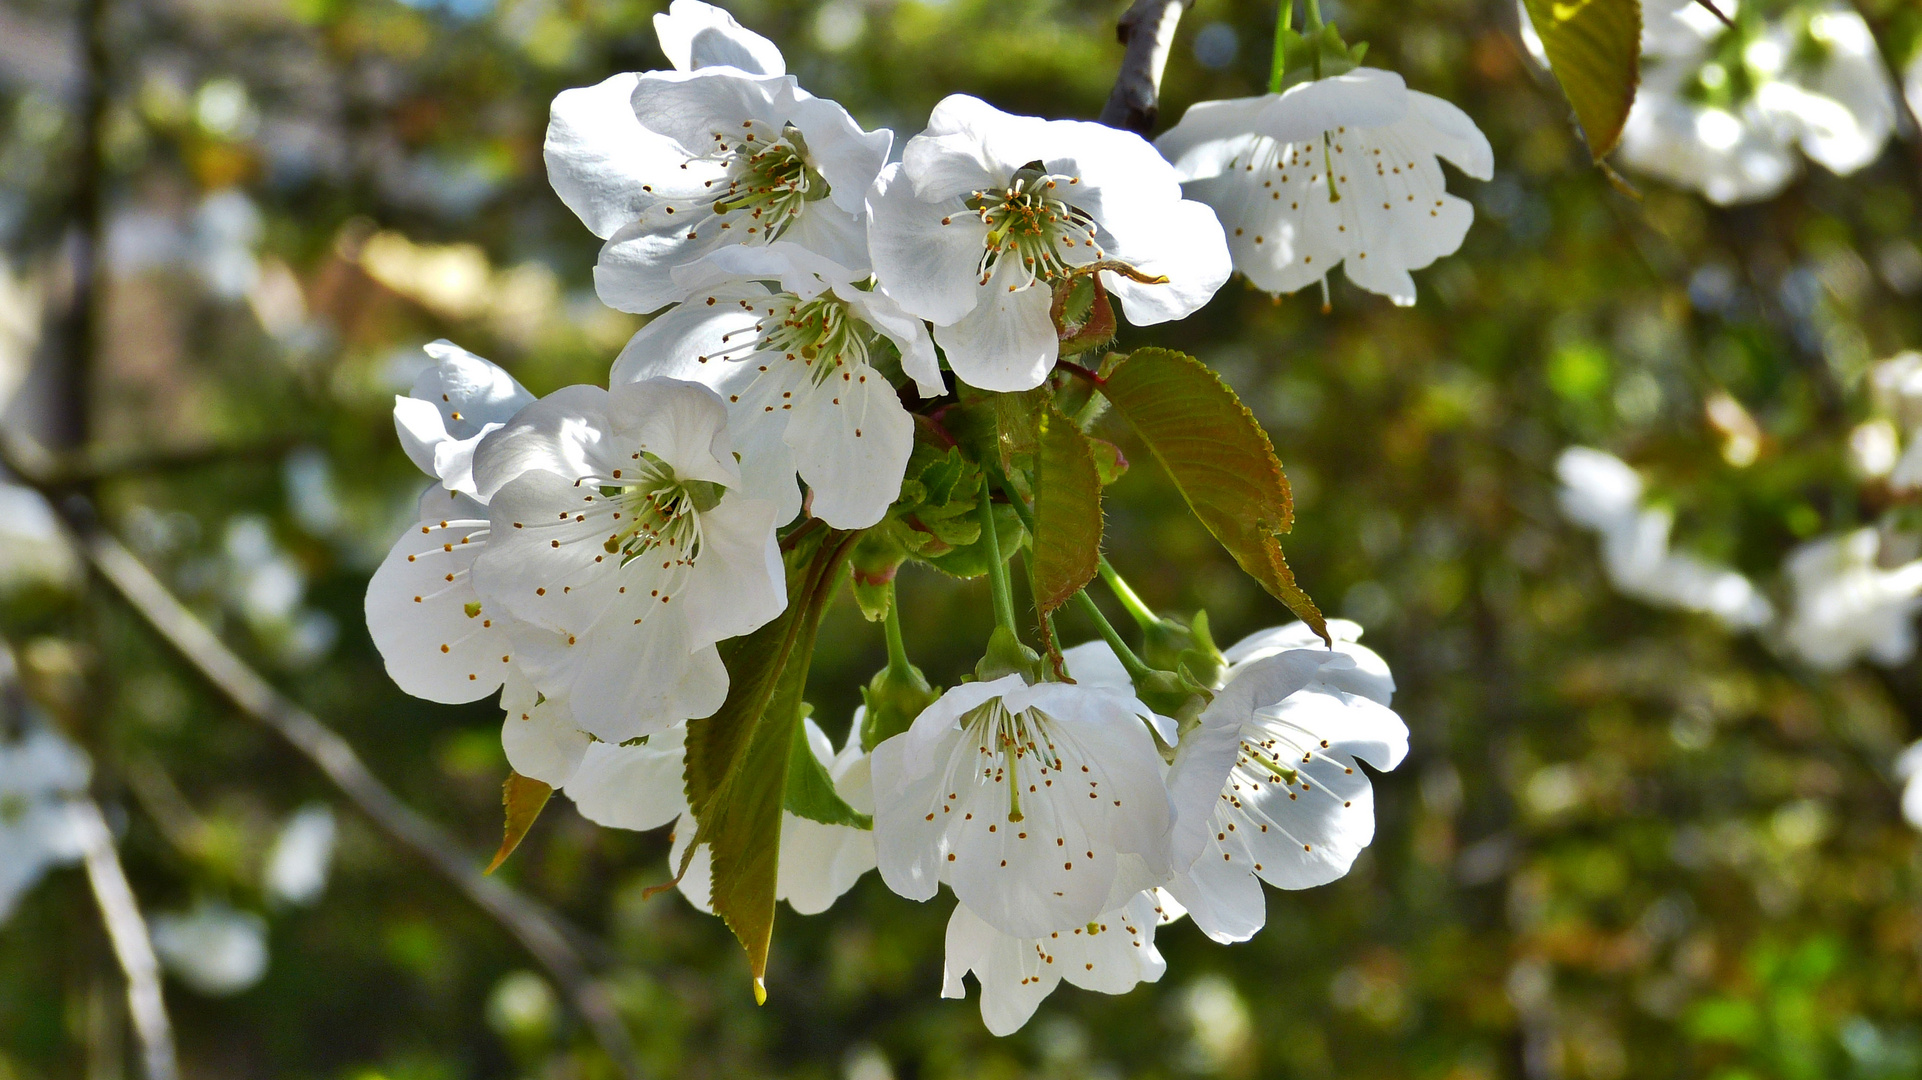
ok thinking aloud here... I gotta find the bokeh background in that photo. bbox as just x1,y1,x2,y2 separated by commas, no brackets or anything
4,0,1922,1077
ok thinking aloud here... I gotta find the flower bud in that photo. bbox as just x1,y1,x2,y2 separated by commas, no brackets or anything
861,660,941,752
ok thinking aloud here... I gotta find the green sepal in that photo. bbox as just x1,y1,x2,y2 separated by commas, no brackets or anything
1272,22,1367,92
975,624,1045,684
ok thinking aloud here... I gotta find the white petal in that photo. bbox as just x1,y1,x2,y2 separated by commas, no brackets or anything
784,88,893,217
672,492,786,646
934,260,1057,393
1060,641,1132,690
1098,196,1231,326
1156,97,1272,182
668,812,714,913
778,811,876,915
630,68,790,154
609,289,802,524
364,487,510,703
867,162,991,326
501,694,590,787
942,900,1060,1036
786,361,914,528
469,384,617,501
1255,69,1412,143
565,724,689,830
654,0,785,76
544,73,711,241
843,288,944,399
1163,834,1268,943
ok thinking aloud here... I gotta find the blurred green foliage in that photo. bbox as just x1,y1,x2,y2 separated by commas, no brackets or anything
3,0,1922,1077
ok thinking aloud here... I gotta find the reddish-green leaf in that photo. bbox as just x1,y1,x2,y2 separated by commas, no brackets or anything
1099,348,1326,640
1029,406,1103,615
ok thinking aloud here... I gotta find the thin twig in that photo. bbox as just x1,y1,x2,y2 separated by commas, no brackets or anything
1098,0,1192,133
70,797,179,1080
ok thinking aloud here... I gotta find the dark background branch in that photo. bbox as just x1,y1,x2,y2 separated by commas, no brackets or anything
1097,0,1192,133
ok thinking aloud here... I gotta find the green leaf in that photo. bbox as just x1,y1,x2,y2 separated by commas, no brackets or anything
782,720,871,829
1099,348,1326,640
485,771,551,875
681,530,857,1001
1521,0,1643,160
1028,406,1102,615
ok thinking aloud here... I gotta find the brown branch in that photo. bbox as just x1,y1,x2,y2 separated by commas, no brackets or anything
1,434,645,1080
1097,0,1192,133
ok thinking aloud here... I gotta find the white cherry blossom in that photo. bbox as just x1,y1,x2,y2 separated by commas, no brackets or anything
1161,622,1407,943
654,0,784,77
1619,0,1895,206
545,65,890,313
612,242,940,529
467,378,785,742
870,675,1174,938
1780,528,1922,671
941,887,1182,1036
868,94,1230,392
672,715,877,915
0,728,89,925
1155,67,1492,307
367,344,537,704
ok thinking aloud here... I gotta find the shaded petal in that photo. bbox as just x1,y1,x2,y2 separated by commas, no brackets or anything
868,162,990,325
544,73,713,241
1098,196,1230,325
565,724,689,830
364,487,511,703
501,695,590,787
934,260,1056,393
787,361,915,528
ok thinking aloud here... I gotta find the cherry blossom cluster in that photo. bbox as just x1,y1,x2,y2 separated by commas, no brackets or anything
359,0,1472,1032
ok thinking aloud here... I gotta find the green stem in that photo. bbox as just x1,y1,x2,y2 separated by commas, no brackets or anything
1269,0,1293,93
1071,590,1153,684
1304,0,1322,31
883,582,911,673
977,484,1017,636
1096,556,1159,632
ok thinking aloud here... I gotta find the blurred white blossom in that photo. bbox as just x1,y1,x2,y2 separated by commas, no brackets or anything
263,803,336,907
151,902,269,995
1556,448,1775,630
0,728,90,925
1619,0,1896,205
1780,528,1922,671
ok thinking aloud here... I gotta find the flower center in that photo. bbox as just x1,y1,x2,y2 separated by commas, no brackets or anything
760,294,871,384
594,454,720,572
965,699,1065,823
965,161,1100,288
696,122,830,242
